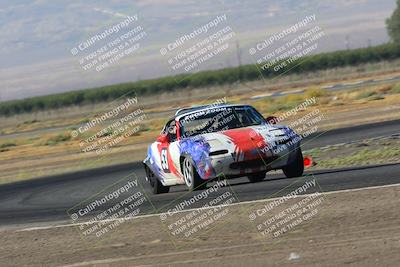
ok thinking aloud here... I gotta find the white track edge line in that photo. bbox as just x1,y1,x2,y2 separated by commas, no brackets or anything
15,182,400,232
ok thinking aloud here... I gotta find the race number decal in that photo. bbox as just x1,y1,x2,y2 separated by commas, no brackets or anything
161,148,170,173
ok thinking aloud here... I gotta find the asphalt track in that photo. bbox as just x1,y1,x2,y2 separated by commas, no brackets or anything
0,119,399,226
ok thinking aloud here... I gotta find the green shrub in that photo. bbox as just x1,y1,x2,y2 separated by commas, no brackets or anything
305,88,328,98
356,90,377,99
45,134,71,146
367,94,385,101
390,83,400,94
0,142,17,148
22,119,39,125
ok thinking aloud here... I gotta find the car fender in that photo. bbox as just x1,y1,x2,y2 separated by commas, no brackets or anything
178,137,215,180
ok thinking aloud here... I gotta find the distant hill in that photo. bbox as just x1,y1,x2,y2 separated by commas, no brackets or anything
0,0,396,101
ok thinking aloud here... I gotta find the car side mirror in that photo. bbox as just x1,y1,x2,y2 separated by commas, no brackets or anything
157,134,169,143
265,116,278,125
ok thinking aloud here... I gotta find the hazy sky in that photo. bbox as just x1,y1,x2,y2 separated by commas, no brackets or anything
0,0,396,101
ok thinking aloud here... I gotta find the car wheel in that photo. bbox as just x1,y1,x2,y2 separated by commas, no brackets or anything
282,149,304,178
147,167,170,194
247,171,266,183
182,156,206,191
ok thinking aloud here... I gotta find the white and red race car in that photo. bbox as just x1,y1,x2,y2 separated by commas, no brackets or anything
143,104,304,194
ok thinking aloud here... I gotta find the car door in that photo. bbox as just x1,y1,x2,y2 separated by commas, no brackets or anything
157,120,184,184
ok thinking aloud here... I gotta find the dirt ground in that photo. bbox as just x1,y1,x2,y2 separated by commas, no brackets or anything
1,184,400,267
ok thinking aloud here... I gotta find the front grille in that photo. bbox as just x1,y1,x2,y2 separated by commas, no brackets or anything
209,150,229,156
230,156,278,170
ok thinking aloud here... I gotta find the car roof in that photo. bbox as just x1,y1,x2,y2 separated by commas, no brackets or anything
174,103,251,120
175,104,226,116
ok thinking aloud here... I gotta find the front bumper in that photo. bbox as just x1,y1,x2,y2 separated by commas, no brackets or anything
204,142,300,179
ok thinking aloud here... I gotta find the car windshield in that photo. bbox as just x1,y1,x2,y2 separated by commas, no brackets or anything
179,106,265,138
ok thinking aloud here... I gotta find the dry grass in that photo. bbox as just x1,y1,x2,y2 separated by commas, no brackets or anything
1,71,400,184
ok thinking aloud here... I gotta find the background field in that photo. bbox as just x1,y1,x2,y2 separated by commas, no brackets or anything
1,59,400,184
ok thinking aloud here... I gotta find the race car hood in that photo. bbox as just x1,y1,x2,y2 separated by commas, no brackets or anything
185,124,296,161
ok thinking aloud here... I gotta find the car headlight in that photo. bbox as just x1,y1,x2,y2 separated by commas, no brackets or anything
270,129,286,137
207,139,224,147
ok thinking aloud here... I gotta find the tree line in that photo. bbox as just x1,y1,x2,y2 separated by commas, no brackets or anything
1,43,400,116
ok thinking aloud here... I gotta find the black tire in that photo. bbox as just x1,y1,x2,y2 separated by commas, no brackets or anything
147,167,170,194
182,156,207,191
282,149,304,178
247,171,266,183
